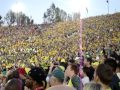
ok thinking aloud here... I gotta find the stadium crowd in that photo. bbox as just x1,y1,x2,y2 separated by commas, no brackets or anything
0,13,120,90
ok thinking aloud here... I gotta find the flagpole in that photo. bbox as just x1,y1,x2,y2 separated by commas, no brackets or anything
108,0,109,14
79,13,83,71
107,0,109,14
86,8,88,18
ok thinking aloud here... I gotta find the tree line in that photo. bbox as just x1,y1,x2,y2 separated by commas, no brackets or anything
43,3,80,23
0,10,34,26
0,3,80,26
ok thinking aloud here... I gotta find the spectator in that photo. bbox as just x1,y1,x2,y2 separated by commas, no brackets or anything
28,67,47,90
84,58,95,81
4,78,23,90
18,68,27,90
68,59,75,65
65,63,82,90
46,61,65,86
6,70,19,82
116,62,120,89
82,67,90,86
104,58,120,90
5,69,24,90
104,58,117,73
18,68,27,80
92,61,99,70
49,69,64,86
25,76,32,90
94,64,113,90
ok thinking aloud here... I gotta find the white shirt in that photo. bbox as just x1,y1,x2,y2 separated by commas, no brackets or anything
82,76,90,86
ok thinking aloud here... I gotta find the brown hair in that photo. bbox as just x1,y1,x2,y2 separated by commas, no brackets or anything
96,64,113,85
70,64,79,75
5,78,22,90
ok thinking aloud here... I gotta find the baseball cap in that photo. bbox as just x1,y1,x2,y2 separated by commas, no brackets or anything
51,69,64,81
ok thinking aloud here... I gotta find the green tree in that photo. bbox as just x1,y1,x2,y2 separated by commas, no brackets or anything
26,16,31,25
43,3,68,23
0,15,2,20
30,19,34,25
59,9,67,22
19,12,26,25
0,15,4,26
16,12,32,26
55,7,61,22
5,10,16,26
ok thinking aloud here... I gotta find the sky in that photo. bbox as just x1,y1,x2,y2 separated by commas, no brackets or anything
0,0,120,24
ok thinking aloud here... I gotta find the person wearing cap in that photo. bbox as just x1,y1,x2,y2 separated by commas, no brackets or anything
18,68,27,80
28,67,47,90
49,69,64,87
46,62,65,87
